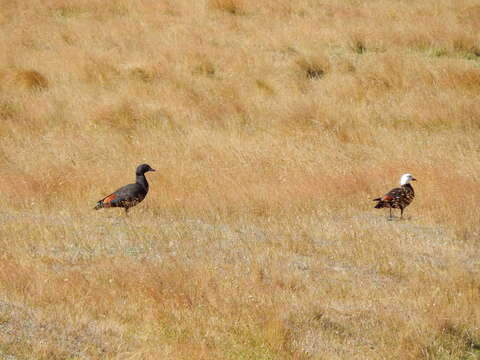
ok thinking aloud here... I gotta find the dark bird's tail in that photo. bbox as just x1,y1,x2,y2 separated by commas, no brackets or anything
94,193,116,210
373,198,385,208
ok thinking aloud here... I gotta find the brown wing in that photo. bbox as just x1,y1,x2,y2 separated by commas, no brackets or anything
384,187,404,200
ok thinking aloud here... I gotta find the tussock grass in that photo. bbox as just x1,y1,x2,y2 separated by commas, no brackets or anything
0,0,479,359
208,0,246,15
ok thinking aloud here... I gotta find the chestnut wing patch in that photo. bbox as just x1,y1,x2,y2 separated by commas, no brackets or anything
102,193,117,207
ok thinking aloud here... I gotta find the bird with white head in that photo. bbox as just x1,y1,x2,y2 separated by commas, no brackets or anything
373,173,417,220
400,173,416,186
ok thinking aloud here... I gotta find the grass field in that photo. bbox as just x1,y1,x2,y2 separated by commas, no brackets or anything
1,0,479,359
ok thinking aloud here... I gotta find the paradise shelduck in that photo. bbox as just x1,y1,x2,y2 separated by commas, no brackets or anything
373,173,416,220
94,163,155,215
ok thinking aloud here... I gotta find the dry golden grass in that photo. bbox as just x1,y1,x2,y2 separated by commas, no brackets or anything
0,0,479,359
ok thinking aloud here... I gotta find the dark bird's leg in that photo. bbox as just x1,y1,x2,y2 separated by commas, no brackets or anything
400,207,404,220
388,207,393,220
124,207,129,216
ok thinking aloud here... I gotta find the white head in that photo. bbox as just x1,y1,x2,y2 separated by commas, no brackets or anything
400,173,416,185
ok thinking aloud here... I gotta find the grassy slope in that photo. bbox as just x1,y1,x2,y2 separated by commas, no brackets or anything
0,0,479,358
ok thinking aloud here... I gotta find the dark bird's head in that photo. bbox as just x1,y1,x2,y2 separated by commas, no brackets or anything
136,163,156,175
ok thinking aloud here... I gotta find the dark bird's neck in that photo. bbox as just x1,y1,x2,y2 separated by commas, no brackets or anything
136,173,149,190
402,183,414,194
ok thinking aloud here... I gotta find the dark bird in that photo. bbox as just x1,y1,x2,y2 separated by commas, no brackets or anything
373,173,416,220
94,164,155,215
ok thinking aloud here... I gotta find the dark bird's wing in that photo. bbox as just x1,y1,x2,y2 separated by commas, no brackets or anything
95,183,146,209
112,183,147,204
